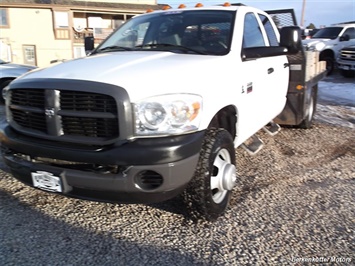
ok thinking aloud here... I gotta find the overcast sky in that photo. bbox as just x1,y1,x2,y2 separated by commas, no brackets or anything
159,0,355,27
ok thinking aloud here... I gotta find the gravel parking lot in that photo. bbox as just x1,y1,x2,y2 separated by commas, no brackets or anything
0,82,354,265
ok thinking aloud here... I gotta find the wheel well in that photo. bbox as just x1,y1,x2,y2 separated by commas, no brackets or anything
0,78,15,89
208,105,237,140
320,49,334,60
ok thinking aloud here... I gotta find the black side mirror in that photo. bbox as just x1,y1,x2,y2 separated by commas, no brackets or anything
280,26,302,54
340,35,350,42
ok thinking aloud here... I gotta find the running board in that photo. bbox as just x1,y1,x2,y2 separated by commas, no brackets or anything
263,121,281,136
241,135,264,155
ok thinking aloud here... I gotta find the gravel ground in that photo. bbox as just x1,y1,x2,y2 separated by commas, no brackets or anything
0,115,354,265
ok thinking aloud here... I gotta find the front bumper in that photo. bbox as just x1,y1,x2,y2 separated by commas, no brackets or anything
1,125,204,203
337,59,355,71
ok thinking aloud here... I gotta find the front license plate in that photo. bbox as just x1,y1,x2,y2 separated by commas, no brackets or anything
31,171,62,192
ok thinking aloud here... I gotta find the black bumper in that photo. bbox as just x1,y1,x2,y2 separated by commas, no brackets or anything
1,125,204,203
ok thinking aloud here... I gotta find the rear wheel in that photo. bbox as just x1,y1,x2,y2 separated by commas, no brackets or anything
299,85,318,129
183,128,236,221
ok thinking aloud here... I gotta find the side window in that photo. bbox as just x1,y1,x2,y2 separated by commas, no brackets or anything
243,13,265,48
0,8,9,28
342,28,355,39
258,14,279,46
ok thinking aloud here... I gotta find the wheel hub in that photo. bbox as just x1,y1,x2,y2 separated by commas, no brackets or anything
211,148,236,203
222,163,237,190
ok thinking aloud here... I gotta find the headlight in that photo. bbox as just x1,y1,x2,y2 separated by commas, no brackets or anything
134,94,202,136
2,85,9,101
315,42,326,51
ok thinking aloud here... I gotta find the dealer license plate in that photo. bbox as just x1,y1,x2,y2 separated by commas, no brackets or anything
31,171,62,192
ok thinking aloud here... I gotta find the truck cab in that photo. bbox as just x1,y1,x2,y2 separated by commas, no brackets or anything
0,4,322,221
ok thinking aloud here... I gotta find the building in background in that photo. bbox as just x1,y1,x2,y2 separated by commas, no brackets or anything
0,0,163,67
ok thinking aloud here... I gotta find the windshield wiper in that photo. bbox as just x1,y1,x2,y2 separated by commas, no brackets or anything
96,45,134,53
135,43,208,55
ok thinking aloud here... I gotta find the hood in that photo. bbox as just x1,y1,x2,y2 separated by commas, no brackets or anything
342,45,355,51
0,62,37,78
18,51,229,101
2,62,37,70
302,38,330,46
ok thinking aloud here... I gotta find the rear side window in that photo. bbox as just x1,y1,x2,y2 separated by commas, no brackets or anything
258,14,279,46
243,13,265,48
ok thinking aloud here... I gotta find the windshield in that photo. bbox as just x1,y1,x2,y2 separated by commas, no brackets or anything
311,27,343,39
94,10,235,55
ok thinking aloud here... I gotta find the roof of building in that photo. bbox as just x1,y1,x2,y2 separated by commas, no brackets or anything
1,0,166,11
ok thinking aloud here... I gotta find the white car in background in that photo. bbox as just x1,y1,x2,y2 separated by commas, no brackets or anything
302,23,355,75
0,59,37,103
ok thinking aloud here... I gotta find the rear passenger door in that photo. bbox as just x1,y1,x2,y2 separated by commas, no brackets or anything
241,12,288,128
257,13,289,108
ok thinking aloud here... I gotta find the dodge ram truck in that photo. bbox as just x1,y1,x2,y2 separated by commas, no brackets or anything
0,3,326,221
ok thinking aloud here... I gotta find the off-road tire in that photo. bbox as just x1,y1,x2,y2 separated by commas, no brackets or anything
183,128,236,221
321,56,334,76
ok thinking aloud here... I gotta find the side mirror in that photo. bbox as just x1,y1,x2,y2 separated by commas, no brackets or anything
339,35,350,42
280,26,302,54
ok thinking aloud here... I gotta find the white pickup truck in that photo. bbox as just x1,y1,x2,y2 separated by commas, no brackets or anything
302,22,355,75
0,4,326,221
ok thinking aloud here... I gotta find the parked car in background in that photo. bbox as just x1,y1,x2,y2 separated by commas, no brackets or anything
302,28,319,40
0,59,37,103
302,23,355,75
337,45,355,77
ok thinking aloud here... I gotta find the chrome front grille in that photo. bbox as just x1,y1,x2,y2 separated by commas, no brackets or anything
340,49,355,61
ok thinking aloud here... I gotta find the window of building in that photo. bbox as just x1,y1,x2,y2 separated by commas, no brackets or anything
0,8,9,27
23,45,37,66
54,11,69,28
113,14,125,29
53,10,70,39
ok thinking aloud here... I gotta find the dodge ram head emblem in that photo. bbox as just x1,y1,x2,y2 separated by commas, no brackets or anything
45,108,55,118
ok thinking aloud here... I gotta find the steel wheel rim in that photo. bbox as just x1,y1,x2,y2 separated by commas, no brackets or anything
210,148,235,204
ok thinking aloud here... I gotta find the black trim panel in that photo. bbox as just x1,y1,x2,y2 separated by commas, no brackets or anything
1,124,205,165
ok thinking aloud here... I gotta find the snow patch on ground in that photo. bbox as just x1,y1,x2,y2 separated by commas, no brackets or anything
316,75,355,129
315,104,355,129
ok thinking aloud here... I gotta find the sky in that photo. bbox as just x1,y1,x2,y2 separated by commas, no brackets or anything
158,0,355,28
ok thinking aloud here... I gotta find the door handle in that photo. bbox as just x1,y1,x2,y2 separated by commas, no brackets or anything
268,68,274,74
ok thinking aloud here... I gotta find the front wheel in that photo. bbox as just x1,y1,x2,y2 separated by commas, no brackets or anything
321,56,334,76
183,128,236,221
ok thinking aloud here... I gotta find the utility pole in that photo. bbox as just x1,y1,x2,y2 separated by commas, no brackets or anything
300,0,306,28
